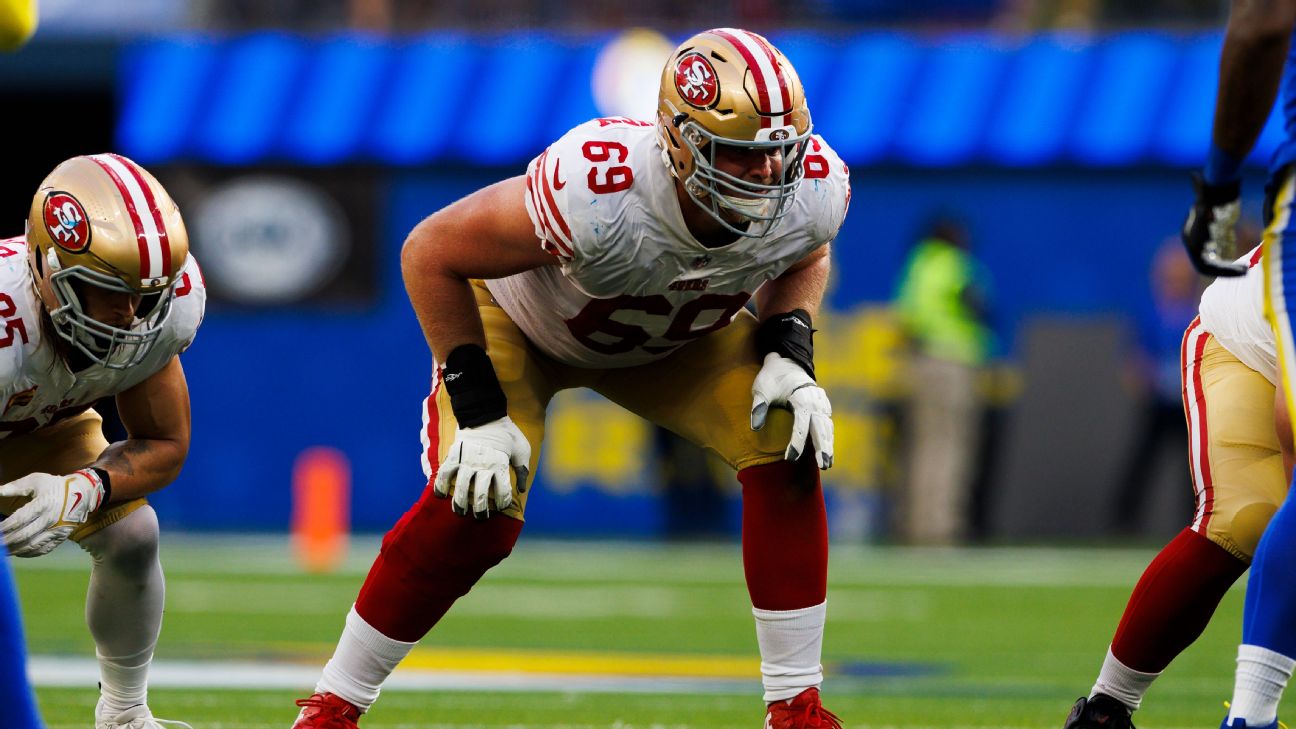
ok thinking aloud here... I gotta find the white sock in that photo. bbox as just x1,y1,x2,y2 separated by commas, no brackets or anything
316,605,416,712
753,601,826,703
1228,644,1295,727
95,646,154,718
1091,646,1159,711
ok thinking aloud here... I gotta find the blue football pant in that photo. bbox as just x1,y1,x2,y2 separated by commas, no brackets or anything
1253,166,1296,659
0,554,44,727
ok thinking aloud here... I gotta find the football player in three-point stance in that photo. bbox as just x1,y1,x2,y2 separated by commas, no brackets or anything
1063,245,1290,729
0,155,205,729
292,28,849,729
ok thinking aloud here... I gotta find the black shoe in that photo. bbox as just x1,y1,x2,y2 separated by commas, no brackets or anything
1063,694,1135,729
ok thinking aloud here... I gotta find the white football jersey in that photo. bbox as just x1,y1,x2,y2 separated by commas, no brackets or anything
1198,246,1276,385
0,235,206,439
488,117,851,368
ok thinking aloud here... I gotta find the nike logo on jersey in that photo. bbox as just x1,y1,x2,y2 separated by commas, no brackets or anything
552,160,566,190
68,491,83,515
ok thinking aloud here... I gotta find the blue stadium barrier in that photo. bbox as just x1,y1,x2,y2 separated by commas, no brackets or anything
119,29,1285,169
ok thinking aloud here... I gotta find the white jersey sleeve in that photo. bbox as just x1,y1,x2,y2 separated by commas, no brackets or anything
522,118,655,292
0,237,39,413
799,135,851,246
1198,246,1275,384
167,254,207,355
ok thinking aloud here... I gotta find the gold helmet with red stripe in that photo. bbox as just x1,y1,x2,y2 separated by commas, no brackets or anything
26,153,189,369
657,28,813,237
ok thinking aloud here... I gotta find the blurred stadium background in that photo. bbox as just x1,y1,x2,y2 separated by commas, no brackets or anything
3,0,1283,726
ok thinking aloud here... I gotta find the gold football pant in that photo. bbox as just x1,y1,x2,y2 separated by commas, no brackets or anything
418,281,800,520
0,410,146,542
1183,320,1287,560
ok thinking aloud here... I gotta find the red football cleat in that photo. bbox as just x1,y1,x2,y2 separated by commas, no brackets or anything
292,693,362,729
765,688,843,729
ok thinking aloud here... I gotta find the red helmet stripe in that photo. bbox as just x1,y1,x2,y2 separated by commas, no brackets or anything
87,155,150,280
711,29,791,129
108,153,171,279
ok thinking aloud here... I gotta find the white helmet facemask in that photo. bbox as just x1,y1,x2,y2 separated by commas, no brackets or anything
675,116,812,238
43,249,176,370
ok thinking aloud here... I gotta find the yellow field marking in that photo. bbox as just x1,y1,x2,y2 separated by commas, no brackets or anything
399,647,758,678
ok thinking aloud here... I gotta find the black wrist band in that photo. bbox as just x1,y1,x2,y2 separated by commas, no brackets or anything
755,309,816,380
442,344,508,428
90,467,112,509
1193,172,1240,205
1203,179,1241,205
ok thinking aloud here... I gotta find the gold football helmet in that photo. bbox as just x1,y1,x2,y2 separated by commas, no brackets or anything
657,28,813,237
26,153,189,369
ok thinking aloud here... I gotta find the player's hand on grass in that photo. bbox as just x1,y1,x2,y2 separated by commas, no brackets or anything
0,470,105,557
1182,172,1247,277
434,416,530,519
750,352,834,469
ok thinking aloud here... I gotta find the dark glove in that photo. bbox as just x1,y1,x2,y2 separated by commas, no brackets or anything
1181,172,1247,277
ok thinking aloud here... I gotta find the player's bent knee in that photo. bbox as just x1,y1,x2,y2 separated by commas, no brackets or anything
1226,501,1282,559
384,493,521,579
78,505,161,571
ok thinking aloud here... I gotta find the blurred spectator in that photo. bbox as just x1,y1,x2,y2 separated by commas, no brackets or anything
892,214,994,545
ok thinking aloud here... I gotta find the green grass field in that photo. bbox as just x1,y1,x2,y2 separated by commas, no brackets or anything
12,536,1281,728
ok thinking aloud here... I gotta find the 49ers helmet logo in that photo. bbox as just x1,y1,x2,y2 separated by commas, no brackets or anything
674,52,718,108
43,192,91,253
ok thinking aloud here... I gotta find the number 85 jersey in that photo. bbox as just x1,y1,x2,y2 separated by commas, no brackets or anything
486,118,851,369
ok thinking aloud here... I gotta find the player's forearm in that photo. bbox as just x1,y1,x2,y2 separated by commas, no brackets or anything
401,238,511,428
406,271,488,362
755,247,830,321
1213,0,1295,158
91,436,188,503
400,231,489,362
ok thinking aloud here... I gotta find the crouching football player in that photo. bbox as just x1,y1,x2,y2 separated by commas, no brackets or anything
0,154,205,729
293,27,849,729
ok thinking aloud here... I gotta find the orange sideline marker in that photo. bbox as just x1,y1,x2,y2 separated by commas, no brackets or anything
291,446,350,573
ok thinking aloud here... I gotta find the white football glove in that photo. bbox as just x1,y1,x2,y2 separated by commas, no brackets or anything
0,470,105,557
750,352,834,470
434,416,531,519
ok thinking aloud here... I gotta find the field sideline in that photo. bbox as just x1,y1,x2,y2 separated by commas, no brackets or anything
12,536,1281,728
